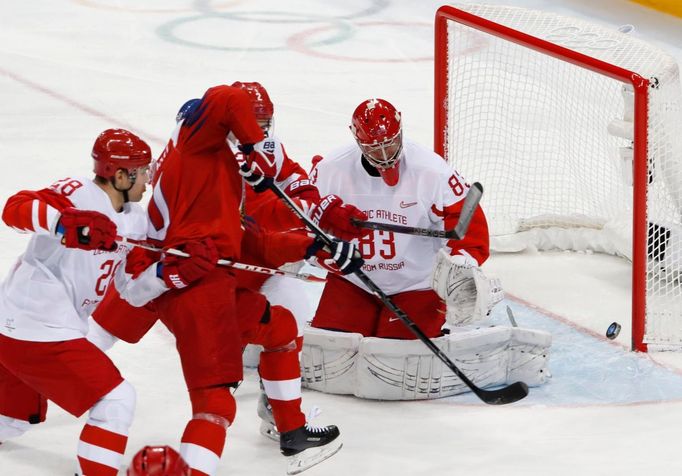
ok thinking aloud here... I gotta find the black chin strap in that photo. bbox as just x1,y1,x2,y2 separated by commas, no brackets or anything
110,170,136,203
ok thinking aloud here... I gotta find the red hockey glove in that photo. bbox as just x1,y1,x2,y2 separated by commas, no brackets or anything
310,195,368,241
237,143,277,193
305,236,364,275
161,239,218,289
57,207,118,251
284,178,321,202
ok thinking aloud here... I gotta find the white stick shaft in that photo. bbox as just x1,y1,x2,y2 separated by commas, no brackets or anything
115,237,325,283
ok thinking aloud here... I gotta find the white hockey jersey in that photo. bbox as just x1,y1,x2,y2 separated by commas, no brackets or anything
311,139,475,295
0,178,147,342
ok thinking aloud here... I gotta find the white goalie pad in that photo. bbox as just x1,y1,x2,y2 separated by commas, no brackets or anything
301,326,551,401
506,327,552,384
300,327,363,395
431,249,504,325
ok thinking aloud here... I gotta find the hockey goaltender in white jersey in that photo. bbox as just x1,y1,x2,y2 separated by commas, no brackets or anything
299,98,552,400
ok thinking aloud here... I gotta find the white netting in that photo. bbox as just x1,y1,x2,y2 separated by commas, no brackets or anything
440,4,682,348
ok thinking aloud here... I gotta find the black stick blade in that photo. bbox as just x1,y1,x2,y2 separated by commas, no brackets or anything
452,182,483,240
475,381,529,405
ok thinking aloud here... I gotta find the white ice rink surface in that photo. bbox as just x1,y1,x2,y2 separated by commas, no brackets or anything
2,1,682,475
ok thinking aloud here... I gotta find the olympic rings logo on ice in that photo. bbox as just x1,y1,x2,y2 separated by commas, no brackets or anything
72,0,244,14
545,26,623,51
72,0,434,62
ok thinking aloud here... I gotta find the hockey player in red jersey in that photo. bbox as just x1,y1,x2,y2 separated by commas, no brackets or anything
110,84,361,476
0,129,152,475
228,82,369,446
141,84,265,476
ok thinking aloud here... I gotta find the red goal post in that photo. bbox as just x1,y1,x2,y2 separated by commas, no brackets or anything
434,5,682,351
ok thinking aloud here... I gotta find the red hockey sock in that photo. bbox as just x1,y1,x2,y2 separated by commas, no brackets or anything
179,419,226,476
260,342,306,433
77,423,128,475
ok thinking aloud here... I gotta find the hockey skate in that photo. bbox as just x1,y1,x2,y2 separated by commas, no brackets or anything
280,423,342,475
257,391,280,442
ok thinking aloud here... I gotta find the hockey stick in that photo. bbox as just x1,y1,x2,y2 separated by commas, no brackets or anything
115,236,326,283
351,182,483,240
267,182,528,405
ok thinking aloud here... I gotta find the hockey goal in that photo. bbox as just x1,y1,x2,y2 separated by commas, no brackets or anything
435,4,682,351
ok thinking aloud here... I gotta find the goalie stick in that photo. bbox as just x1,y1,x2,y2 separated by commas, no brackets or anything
266,181,528,405
115,236,326,283
351,182,483,240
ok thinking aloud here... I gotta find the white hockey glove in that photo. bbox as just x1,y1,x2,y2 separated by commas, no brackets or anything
431,248,504,326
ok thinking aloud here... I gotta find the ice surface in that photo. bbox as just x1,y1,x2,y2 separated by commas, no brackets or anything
1,1,682,475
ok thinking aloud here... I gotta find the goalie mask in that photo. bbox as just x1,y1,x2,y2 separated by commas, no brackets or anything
350,98,403,186
92,129,152,198
231,81,275,137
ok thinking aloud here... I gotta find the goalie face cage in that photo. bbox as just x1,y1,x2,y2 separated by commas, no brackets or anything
434,5,682,352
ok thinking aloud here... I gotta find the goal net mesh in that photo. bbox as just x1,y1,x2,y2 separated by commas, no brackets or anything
439,4,682,349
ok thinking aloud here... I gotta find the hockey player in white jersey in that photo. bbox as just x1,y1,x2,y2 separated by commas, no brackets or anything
0,128,151,475
310,98,495,336
302,98,551,400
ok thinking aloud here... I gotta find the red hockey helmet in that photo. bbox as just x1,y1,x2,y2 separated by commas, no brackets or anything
127,446,190,476
92,129,152,178
350,98,403,186
231,81,274,135
231,81,274,121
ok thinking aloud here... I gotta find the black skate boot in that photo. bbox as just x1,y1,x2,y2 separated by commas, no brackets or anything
257,390,280,442
280,423,342,475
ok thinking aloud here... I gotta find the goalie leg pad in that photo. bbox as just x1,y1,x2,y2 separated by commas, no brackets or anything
300,327,362,395
355,327,551,400
355,329,511,400
302,327,552,400
507,328,552,386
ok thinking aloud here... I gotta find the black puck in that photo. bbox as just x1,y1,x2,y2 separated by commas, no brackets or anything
606,322,621,340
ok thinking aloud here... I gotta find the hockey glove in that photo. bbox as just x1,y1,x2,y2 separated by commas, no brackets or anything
237,143,276,193
160,239,219,289
431,249,504,326
57,207,118,251
283,178,321,202
305,236,364,275
310,194,369,241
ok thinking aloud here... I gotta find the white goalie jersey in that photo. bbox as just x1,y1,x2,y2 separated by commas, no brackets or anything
310,138,475,295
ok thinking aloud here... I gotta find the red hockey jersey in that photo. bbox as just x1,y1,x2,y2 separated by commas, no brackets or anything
147,85,264,257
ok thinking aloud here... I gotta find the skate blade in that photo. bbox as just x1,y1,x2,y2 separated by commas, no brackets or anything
286,439,343,475
260,420,280,442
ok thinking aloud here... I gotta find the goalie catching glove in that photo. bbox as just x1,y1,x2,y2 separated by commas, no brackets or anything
305,236,364,275
431,248,504,325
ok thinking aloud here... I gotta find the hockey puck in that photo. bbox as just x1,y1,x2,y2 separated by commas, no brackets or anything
606,322,621,340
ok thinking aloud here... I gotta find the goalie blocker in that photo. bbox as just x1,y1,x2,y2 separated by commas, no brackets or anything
300,326,551,400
